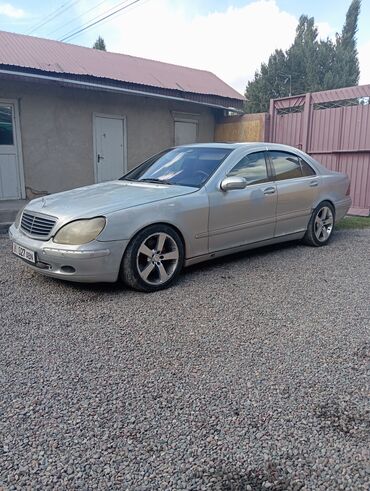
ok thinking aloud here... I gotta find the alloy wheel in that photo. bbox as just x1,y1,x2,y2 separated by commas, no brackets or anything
314,206,334,242
136,232,180,285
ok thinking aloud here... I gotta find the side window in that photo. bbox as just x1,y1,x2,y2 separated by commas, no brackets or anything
269,151,302,181
300,157,316,176
228,152,268,185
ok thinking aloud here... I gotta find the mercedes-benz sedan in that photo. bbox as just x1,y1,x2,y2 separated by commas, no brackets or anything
9,143,351,292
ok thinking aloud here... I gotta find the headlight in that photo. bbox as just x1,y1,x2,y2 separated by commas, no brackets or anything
14,206,26,229
53,217,106,245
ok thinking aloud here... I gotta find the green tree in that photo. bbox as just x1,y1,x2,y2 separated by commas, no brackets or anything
286,16,320,93
332,0,361,87
245,49,288,113
93,36,106,51
317,38,337,90
245,0,361,113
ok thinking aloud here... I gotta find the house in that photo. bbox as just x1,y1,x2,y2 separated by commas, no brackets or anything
0,30,244,201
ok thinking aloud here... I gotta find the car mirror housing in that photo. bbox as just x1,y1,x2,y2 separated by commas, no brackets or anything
220,176,247,191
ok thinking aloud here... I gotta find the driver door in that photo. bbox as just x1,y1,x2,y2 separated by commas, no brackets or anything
207,151,277,252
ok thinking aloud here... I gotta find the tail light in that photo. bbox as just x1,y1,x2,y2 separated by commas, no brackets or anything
346,182,351,196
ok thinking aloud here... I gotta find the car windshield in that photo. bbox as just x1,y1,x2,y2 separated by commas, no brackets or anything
121,147,232,188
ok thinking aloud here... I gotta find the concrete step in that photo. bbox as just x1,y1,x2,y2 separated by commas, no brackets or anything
0,200,28,234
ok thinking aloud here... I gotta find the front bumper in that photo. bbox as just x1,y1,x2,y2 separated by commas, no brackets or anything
9,225,129,283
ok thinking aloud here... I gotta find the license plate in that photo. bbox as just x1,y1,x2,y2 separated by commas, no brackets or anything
12,242,36,263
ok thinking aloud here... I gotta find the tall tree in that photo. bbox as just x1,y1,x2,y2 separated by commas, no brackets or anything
245,0,361,113
332,0,361,87
245,49,288,113
93,36,106,51
317,38,337,90
286,16,320,93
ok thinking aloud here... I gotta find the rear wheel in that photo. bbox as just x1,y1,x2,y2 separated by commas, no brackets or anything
121,224,184,292
303,201,335,246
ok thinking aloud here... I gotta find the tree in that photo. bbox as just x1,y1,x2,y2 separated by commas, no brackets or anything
245,0,361,112
93,36,106,51
245,49,288,113
316,38,337,90
332,0,361,87
286,16,320,93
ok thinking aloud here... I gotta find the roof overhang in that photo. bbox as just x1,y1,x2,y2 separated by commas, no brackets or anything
0,66,245,113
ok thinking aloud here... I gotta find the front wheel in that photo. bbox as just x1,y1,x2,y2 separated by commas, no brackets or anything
121,225,184,292
303,201,335,247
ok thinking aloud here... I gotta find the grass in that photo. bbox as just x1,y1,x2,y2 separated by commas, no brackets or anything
336,216,370,230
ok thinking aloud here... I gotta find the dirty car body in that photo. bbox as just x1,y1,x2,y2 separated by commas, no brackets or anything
9,143,351,291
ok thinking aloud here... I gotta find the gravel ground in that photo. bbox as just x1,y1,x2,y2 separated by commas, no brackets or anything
0,230,369,491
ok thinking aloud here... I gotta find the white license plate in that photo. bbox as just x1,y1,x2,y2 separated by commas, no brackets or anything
12,242,36,263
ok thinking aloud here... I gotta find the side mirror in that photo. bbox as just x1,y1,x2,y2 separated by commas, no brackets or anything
220,176,247,191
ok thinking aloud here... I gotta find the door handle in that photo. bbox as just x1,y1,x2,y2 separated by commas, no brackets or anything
97,154,104,163
263,186,276,195
309,180,318,187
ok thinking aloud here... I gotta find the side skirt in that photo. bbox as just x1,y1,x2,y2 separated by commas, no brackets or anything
184,232,305,267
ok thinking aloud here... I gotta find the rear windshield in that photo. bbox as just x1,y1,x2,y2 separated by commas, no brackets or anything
121,147,232,188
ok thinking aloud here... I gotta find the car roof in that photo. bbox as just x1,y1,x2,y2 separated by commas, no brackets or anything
177,142,304,152
178,142,263,150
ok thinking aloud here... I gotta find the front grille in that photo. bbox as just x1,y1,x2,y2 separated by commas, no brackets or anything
21,212,56,238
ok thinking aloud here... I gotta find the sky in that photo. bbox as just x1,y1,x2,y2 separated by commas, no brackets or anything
0,0,369,95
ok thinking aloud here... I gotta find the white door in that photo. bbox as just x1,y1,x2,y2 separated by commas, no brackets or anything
174,120,197,145
94,115,126,183
0,103,22,199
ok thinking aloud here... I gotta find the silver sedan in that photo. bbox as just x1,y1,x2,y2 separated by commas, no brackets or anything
9,143,351,292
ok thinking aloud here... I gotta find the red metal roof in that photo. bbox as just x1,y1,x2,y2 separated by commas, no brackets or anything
0,30,244,102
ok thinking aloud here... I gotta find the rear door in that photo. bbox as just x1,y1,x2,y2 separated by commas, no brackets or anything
207,151,277,252
267,150,319,236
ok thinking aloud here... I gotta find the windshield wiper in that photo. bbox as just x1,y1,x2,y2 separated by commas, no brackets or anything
139,178,173,185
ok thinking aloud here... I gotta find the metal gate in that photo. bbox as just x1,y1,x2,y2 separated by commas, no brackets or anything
269,85,370,216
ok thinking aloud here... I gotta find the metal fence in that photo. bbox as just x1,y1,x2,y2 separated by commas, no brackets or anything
269,84,370,216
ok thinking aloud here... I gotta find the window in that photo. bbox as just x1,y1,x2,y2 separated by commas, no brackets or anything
228,152,268,185
269,151,302,180
122,147,232,188
0,105,14,146
300,158,316,176
269,151,316,180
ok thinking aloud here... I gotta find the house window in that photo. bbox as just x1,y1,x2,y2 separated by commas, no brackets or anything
0,105,14,145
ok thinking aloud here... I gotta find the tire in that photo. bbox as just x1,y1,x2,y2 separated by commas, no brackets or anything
121,224,184,292
303,201,335,247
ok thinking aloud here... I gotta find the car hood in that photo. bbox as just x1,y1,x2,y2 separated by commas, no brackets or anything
26,181,198,221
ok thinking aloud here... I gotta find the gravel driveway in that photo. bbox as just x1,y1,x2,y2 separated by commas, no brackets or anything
0,230,369,490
